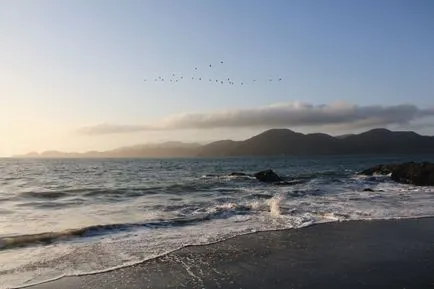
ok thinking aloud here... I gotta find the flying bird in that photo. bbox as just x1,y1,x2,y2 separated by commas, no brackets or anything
143,61,284,89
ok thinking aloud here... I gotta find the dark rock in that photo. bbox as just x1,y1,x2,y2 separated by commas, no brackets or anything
250,193,274,199
254,169,282,183
360,164,399,176
391,162,434,186
363,188,375,192
229,172,247,176
203,174,218,177
361,162,434,186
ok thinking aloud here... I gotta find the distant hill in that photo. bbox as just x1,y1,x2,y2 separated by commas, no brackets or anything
13,128,434,158
15,142,201,158
197,140,241,157
199,128,434,156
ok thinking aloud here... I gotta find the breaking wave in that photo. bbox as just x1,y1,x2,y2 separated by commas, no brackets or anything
0,200,278,251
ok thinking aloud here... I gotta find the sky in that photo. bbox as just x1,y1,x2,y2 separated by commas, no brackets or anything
1,0,433,156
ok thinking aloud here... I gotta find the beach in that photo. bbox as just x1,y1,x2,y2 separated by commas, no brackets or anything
26,217,434,289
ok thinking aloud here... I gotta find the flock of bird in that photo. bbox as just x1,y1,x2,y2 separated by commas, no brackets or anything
144,61,283,86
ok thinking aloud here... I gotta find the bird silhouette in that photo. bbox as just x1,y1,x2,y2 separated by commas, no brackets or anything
143,61,284,88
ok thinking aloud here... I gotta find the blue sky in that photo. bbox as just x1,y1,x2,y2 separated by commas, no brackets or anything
1,0,433,155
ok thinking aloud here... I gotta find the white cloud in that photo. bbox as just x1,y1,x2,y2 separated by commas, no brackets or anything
78,102,434,135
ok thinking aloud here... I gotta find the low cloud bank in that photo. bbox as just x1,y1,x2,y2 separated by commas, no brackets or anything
78,102,434,135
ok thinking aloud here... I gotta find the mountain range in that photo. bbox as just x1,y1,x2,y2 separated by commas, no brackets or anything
13,128,434,158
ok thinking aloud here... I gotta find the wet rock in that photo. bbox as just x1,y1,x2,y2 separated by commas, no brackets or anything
203,174,218,177
360,164,399,176
254,169,282,183
361,162,434,186
250,193,274,199
362,188,375,192
391,162,434,186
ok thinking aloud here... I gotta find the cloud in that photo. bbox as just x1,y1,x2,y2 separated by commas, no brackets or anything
78,102,434,135
77,123,161,134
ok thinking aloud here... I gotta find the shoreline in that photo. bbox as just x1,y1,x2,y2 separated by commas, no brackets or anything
24,217,434,289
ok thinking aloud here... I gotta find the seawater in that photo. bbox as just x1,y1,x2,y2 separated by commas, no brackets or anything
1,156,434,288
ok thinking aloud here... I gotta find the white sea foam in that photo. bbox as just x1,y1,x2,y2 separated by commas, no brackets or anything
268,194,283,217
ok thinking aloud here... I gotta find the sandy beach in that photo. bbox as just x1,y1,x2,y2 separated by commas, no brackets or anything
25,217,434,289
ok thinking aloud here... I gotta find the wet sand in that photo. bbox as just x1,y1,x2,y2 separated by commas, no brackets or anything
27,218,434,289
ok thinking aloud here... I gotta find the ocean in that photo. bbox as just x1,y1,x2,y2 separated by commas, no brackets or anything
1,156,434,288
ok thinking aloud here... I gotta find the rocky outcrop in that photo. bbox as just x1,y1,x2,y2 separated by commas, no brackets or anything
390,162,434,186
360,164,399,176
254,169,282,183
361,162,434,186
